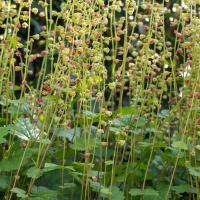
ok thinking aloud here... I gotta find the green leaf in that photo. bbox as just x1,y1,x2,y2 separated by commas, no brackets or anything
82,111,98,119
0,137,6,144
0,176,10,189
143,189,159,196
13,85,21,91
11,187,27,198
100,187,112,198
0,149,34,172
191,107,200,112
42,163,74,173
172,184,197,194
120,106,133,115
105,160,114,165
30,186,57,199
129,189,143,196
56,127,81,142
71,137,98,151
27,167,43,179
0,127,8,136
59,182,76,189
112,186,125,200
145,128,162,134
187,166,200,177
88,179,112,198
172,141,188,150
0,157,22,172
10,117,42,141
129,188,159,196
0,127,9,144
155,182,171,200
154,141,166,148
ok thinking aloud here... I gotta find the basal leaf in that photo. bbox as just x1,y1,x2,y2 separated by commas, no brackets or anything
30,186,57,199
0,149,34,172
129,188,143,196
129,188,159,197
71,137,98,151
112,186,125,200
0,176,10,189
172,184,197,194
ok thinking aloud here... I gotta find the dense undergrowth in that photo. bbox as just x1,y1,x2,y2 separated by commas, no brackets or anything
0,0,200,199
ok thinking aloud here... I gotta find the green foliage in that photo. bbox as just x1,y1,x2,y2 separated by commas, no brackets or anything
0,127,8,144
129,188,159,197
11,187,27,198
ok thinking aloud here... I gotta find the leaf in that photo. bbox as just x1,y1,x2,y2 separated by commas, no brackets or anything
27,167,43,179
56,127,81,142
155,182,171,200
112,186,125,200
0,127,8,136
0,118,6,126
0,127,9,144
191,107,200,112
138,142,152,147
145,128,162,134
0,137,6,144
158,109,169,118
154,141,166,148
143,189,159,196
129,189,143,196
59,182,76,189
172,184,197,194
10,117,42,141
11,187,27,198
112,115,132,127
0,157,22,172
82,111,98,119
0,99,6,106
42,163,74,173
105,160,114,165
30,186,57,199
129,188,159,196
172,141,188,150
187,166,200,177
71,137,98,151
0,149,34,172
100,187,112,198
89,179,112,198
120,106,133,115
0,176,10,189
13,85,21,91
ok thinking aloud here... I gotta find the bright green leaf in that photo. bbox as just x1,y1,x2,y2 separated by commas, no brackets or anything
11,187,27,198
172,141,188,150
27,167,43,179
105,160,114,165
